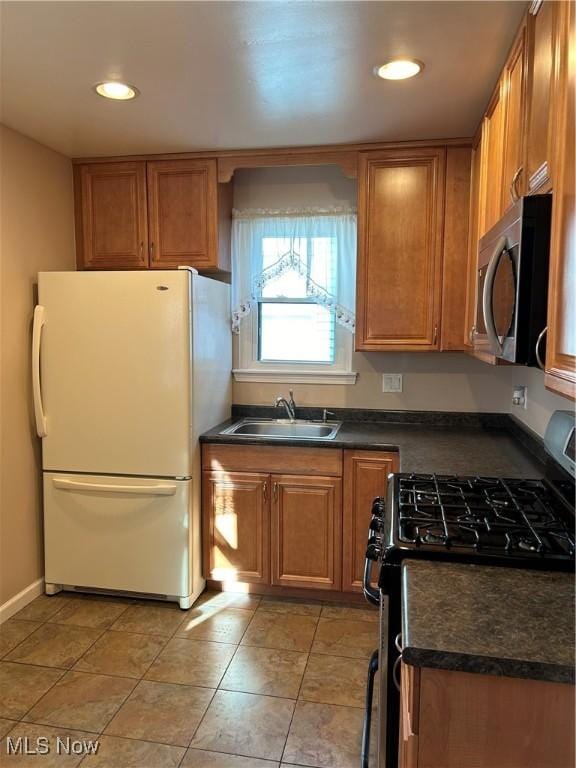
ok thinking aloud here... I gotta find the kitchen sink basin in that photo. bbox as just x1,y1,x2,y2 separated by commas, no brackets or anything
220,418,342,440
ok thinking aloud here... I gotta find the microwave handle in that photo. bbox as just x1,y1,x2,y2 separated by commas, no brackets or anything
482,235,507,355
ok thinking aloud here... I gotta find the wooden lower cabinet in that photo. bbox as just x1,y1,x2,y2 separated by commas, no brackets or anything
399,662,575,768
202,471,269,584
202,444,397,593
272,475,342,590
342,450,399,592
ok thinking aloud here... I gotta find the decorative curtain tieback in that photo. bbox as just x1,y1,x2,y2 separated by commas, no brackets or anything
232,248,355,334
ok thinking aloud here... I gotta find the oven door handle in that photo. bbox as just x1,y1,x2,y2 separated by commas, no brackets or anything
361,649,379,768
482,235,507,355
363,543,380,606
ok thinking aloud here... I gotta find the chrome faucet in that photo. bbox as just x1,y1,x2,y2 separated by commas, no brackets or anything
275,390,296,422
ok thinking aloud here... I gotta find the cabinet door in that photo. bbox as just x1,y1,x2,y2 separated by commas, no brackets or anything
147,159,219,270
76,162,148,269
501,20,528,211
202,471,269,584
480,83,506,234
525,0,556,193
342,451,398,593
464,128,484,351
271,475,342,590
440,146,472,351
399,662,420,768
545,0,575,399
356,148,445,351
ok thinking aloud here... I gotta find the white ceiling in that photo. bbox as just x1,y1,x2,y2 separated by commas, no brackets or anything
0,1,526,158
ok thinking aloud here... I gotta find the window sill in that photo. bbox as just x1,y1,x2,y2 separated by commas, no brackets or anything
232,369,358,385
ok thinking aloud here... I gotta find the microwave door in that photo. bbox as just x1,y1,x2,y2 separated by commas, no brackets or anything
482,235,507,355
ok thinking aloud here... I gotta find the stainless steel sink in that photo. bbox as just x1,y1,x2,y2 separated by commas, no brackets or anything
220,418,342,440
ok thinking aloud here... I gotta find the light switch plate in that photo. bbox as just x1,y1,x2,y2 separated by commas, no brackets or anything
382,373,403,393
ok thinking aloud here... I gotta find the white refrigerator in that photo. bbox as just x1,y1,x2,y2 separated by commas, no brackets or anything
33,269,231,608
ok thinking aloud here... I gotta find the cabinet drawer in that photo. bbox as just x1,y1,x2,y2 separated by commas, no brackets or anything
202,443,343,476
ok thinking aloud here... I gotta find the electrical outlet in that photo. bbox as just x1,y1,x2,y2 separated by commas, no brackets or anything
512,385,527,409
382,374,403,393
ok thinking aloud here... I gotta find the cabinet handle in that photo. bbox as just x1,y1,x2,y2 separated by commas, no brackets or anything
433,325,438,345
140,242,144,259
510,167,523,203
263,482,268,503
150,242,155,259
535,326,547,370
469,325,477,345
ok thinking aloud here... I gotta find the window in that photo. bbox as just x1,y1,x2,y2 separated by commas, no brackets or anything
231,210,357,384
258,236,336,364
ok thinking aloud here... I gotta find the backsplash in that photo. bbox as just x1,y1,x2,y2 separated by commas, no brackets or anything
233,352,573,439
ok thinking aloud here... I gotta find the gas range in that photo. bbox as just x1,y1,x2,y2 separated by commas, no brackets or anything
361,410,576,768
378,472,575,567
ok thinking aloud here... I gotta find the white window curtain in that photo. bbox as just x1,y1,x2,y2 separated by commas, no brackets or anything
231,206,357,334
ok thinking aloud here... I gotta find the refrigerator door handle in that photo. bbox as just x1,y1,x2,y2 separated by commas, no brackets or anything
32,305,47,437
52,478,178,496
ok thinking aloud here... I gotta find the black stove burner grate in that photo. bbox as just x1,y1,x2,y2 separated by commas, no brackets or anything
396,474,575,558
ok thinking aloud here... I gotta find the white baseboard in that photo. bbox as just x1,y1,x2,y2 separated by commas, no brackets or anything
0,578,44,624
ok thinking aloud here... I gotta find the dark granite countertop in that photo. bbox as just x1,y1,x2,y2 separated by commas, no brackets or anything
200,411,545,477
401,560,575,684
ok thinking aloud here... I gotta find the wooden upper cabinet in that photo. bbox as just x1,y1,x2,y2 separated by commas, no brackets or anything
147,159,227,271
545,0,575,399
464,129,485,351
76,162,148,269
271,474,342,591
202,471,270,584
440,147,472,351
356,148,446,351
501,19,529,211
342,450,398,592
525,0,557,194
480,83,506,234
75,158,231,273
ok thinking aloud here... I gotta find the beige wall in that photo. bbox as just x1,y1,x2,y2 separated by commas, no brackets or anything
234,352,515,413
233,165,357,209
0,125,75,606
507,366,574,437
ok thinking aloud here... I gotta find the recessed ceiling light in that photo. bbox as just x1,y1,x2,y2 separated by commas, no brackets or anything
374,59,423,81
94,81,139,100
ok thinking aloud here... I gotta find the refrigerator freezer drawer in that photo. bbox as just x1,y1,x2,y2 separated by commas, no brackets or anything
44,472,192,598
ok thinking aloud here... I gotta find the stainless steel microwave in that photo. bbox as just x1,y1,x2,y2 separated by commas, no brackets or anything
476,195,552,366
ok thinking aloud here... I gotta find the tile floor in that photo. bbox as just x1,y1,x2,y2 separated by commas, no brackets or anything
0,591,379,768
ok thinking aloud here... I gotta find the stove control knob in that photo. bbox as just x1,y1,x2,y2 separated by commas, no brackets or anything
369,517,384,533
365,541,382,561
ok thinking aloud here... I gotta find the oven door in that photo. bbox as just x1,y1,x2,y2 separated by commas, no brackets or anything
362,558,401,768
